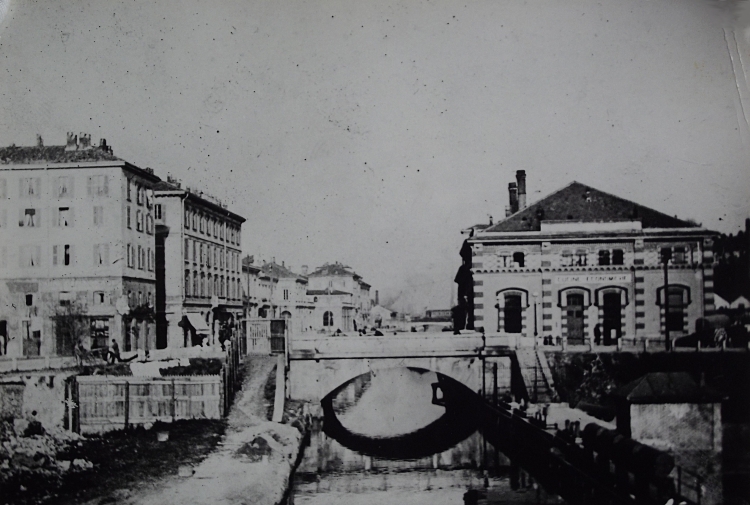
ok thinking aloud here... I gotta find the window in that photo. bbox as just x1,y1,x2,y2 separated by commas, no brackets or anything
575,249,588,266
146,214,153,234
94,244,109,266
59,291,73,306
561,250,573,266
206,218,212,237
513,252,525,268
323,311,334,327
87,175,108,196
93,206,104,226
193,271,199,296
20,177,40,198
598,250,610,266
612,249,624,265
192,212,197,231
90,318,110,350
214,248,218,268
192,240,197,263
137,245,144,269
136,184,143,205
20,245,41,267
136,210,143,232
666,288,685,332
149,248,154,271
184,209,190,227
199,215,204,233
57,207,71,227
672,246,687,264
57,176,74,198
154,204,162,220
25,294,33,306
185,270,191,297
127,244,134,268
220,276,225,297
200,273,206,297
207,245,212,267
20,208,38,227
207,274,213,297
127,207,131,228
93,291,105,305
127,179,132,201
283,289,289,300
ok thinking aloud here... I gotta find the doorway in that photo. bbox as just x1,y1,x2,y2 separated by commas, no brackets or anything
566,294,585,344
602,292,622,345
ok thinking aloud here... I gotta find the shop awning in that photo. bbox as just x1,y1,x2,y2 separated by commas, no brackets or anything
184,313,211,334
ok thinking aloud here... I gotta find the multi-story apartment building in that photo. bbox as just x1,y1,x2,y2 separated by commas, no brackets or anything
259,261,315,334
0,134,160,357
154,176,245,348
466,172,716,346
307,262,373,331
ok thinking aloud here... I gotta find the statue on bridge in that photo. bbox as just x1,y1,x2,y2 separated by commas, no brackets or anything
453,230,475,334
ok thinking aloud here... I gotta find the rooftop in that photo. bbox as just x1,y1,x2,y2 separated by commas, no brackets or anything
480,181,698,234
261,261,306,281
309,261,362,280
0,141,120,165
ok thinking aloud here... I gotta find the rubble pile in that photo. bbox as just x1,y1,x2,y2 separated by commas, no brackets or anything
0,418,89,502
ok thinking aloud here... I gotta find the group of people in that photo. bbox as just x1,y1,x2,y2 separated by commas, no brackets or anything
74,338,121,365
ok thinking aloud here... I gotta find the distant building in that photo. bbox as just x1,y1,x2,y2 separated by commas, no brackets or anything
154,177,245,348
0,134,160,357
241,255,264,318
259,260,315,334
307,262,372,332
466,171,716,345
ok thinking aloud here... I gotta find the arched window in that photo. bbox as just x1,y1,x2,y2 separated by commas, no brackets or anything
323,311,334,327
657,285,690,333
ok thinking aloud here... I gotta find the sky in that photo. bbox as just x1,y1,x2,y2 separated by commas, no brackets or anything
1,0,749,313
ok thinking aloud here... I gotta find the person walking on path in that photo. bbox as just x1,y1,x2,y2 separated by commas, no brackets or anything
108,339,121,363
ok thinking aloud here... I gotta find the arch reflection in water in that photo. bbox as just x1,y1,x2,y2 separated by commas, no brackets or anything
321,367,482,460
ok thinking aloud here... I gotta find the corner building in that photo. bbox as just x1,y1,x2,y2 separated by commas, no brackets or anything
469,180,716,345
0,135,159,357
154,178,245,349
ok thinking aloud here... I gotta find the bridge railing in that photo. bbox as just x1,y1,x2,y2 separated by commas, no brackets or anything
289,332,485,357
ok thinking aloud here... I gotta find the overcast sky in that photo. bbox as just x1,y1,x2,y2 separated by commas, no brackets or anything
1,0,749,313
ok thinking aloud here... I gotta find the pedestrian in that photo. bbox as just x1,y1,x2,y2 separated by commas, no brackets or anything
74,338,86,366
108,339,121,363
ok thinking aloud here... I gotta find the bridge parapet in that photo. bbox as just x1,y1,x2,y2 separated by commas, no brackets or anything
289,332,485,359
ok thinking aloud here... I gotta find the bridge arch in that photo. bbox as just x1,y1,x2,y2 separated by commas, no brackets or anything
288,356,484,402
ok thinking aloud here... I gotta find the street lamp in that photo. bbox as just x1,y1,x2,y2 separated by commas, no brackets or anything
662,248,671,351
532,292,539,338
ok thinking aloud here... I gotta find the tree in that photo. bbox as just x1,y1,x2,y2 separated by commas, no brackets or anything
51,301,88,357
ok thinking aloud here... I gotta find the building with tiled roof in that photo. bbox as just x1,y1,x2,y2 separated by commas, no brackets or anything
257,260,315,334
307,262,373,331
464,171,717,347
0,133,160,358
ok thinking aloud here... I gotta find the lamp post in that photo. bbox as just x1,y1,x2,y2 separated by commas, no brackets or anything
532,292,539,338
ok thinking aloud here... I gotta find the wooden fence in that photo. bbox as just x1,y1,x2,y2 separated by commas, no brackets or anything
74,375,222,434
243,318,287,355
70,333,245,434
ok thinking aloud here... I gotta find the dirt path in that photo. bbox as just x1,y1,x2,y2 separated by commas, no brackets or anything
75,354,303,505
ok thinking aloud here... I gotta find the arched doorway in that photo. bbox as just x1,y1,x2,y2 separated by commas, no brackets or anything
504,295,523,333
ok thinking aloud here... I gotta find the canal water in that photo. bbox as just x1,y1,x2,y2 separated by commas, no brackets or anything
292,367,548,505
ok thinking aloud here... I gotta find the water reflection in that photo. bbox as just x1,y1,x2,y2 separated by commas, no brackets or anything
320,367,483,460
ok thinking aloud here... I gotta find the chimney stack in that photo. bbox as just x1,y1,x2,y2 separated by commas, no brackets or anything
301,265,308,276
508,182,518,215
516,170,527,210
36,134,43,147
65,132,78,151
79,133,92,150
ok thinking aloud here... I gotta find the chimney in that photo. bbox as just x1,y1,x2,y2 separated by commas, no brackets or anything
79,133,92,150
36,134,43,147
301,265,308,276
508,182,518,215
65,132,78,151
516,170,527,210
